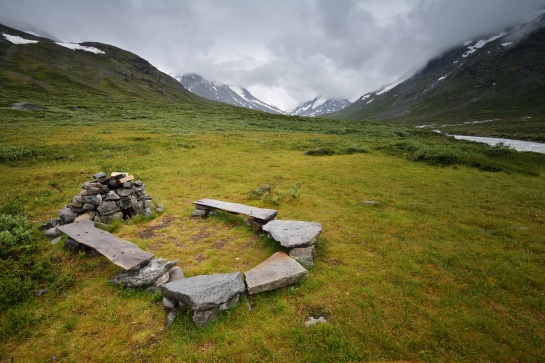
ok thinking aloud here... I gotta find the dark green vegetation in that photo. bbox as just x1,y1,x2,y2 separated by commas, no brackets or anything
330,16,545,141
1,22,545,362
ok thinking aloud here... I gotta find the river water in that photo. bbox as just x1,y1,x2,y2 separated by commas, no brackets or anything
451,135,545,154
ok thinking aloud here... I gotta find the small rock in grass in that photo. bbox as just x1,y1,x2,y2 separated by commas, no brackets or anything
304,316,327,327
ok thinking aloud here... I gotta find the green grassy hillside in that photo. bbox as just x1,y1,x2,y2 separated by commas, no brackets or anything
1,22,545,363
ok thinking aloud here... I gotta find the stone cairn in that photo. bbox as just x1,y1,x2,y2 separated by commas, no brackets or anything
42,171,164,241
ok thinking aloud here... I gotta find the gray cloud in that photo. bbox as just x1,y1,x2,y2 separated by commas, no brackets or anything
1,0,543,110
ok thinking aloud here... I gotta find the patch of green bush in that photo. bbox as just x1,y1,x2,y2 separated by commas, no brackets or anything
303,147,336,156
0,145,36,162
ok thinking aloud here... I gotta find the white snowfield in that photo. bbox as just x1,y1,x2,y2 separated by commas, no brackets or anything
462,33,506,57
55,42,105,54
2,33,105,55
2,33,39,44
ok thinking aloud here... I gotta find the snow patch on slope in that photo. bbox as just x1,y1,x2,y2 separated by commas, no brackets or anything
462,33,506,57
2,33,38,44
56,42,105,54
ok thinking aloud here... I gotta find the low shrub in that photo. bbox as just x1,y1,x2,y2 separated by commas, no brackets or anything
0,145,36,162
303,147,335,156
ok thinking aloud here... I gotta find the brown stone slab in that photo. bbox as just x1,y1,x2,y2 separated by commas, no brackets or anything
57,219,153,270
117,175,134,184
193,199,277,222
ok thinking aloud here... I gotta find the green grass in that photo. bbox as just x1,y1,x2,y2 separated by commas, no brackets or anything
0,96,544,362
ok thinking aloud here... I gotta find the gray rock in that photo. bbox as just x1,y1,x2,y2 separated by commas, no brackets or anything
97,201,119,215
83,194,102,206
117,189,133,198
143,207,152,217
75,211,96,222
50,236,62,245
166,310,179,328
193,308,219,328
153,272,170,287
109,258,178,288
93,172,107,179
101,212,123,224
85,187,102,195
144,200,155,209
245,252,308,295
289,246,315,269
36,288,49,297
156,208,165,213
64,237,84,253
82,203,96,211
161,272,245,311
104,191,121,201
191,209,207,218
134,180,144,187
133,201,144,215
40,218,58,231
156,203,164,209
167,267,185,282
58,207,78,225
118,196,137,210
44,227,62,239
71,200,84,208
262,220,322,248
163,297,178,310
122,182,133,188
219,294,239,311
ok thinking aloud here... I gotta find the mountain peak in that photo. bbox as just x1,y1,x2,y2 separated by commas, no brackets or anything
177,73,285,114
289,95,351,117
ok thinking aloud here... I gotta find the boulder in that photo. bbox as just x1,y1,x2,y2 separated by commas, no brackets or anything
104,191,121,201
83,194,102,206
82,203,96,211
40,218,58,231
93,172,107,179
262,220,322,248
101,212,123,224
163,297,178,310
75,211,96,222
44,227,62,239
117,189,133,198
244,252,308,295
289,246,315,269
143,207,152,217
109,258,178,288
192,308,219,328
167,267,185,282
97,201,120,215
58,207,78,225
161,272,245,312
118,196,137,210
64,237,84,253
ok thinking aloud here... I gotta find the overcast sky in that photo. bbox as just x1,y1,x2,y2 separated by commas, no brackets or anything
1,0,544,110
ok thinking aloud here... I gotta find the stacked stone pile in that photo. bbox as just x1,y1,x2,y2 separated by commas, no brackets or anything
42,171,163,239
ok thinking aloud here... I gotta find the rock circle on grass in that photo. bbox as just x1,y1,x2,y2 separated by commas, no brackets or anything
109,258,179,288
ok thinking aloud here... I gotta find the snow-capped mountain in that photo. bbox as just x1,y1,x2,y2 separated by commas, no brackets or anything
177,73,285,114
289,96,351,117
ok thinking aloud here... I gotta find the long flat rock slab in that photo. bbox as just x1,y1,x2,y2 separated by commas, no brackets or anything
193,198,277,221
161,272,246,311
57,219,154,270
244,252,308,294
262,220,322,248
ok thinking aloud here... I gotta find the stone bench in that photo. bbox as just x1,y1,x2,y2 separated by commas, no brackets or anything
192,198,277,230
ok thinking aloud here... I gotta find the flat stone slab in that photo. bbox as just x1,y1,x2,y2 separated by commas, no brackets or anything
262,220,322,248
289,246,315,269
57,219,153,270
193,198,277,222
109,258,178,288
161,272,245,311
245,252,308,295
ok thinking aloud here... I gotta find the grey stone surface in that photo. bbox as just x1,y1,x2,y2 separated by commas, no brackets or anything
109,258,178,288
64,237,84,253
161,272,245,311
156,207,164,213
153,272,170,287
193,307,219,328
163,297,178,310
83,194,102,206
167,267,185,282
118,196,137,210
101,212,123,224
289,246,315,269
58,207,78,225
104,191,121,201
166,310,179,328
262,220,322,248
50,236,62,245
97,201,119,215
44,227,62,239
143,207,152,217
219,294,239,311
245,252,308,295
40,217,58,231
75,211,96,222
133,201,144,215
117,189,133,197
36,288,49,297
93,172,107,179
191,209,207,218
82,203,96,211
144,200,155,209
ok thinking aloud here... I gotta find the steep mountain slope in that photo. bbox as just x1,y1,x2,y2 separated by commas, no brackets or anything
178,73,285,114
0,23,200,105
330,14,545,132
289,96,351,117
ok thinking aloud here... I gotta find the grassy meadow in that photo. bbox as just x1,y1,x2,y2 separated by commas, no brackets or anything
1,100,544,362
